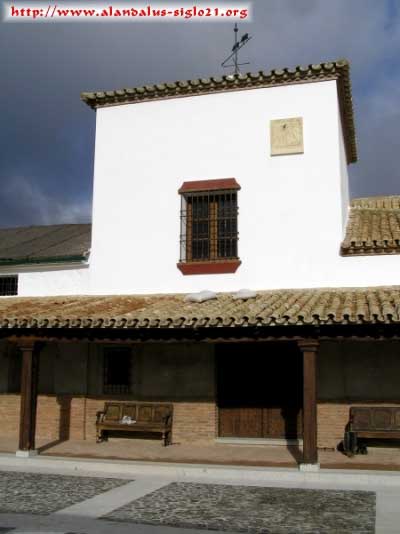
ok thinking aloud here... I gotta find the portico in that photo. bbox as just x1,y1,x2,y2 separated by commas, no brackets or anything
0,288,398,470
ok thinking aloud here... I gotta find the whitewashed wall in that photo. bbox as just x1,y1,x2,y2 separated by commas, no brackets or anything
5,80,398,299
0,264,89,297
338,112,350,230
87,80,400,295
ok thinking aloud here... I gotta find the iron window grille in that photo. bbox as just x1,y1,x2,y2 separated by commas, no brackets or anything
180,190,239,262
103,347,132,394
0,276,18,296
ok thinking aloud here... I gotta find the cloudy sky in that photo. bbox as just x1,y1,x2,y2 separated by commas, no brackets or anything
0,0,399,227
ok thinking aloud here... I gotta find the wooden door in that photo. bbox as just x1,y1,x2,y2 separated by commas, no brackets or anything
217,342,303,439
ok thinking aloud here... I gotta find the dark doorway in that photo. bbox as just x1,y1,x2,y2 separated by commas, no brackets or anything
217,342,303,439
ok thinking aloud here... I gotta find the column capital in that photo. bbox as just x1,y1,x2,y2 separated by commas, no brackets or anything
297,339,319,352
15,339,44,353
15,338,36,350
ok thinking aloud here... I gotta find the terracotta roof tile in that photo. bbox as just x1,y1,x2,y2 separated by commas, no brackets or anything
1,287,400,329
341,196,400,255
81,59,357,164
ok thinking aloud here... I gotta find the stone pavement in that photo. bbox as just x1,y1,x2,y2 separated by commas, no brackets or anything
105,481,375,532
0,458,399,533
0,472,126,514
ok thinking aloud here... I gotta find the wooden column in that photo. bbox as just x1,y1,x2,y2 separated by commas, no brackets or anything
298,340,319,465
18,341,40,452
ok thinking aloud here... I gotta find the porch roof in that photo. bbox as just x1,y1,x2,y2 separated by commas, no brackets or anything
0,224,91,266
0,286,399,329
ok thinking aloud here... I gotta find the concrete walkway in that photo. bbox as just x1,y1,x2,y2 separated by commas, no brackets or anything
0,453,399,533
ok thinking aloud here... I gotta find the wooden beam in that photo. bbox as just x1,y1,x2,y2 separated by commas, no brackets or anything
4,326,400,346
18,341,40,452
298,340,319,465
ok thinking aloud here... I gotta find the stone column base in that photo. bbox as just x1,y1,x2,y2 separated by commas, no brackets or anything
299,463,320,472
16,449,39,458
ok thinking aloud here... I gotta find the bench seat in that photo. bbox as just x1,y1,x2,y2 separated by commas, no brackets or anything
96,402,173,446
343,406,400,456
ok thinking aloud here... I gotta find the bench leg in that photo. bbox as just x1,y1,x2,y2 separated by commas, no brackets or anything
96,429,102,443
343,431,357,457
96,429,106,443
162,431,173,447
343,431,350,456
358,442,368,455
343,431,356,458
164,431,171,447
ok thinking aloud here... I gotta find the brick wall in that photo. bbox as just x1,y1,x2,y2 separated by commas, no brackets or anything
36,396,87,440
5,393,398,449
317,402,350,449
35,396,59,440
0,394,20,438
0,394,217,443
172,402,216,443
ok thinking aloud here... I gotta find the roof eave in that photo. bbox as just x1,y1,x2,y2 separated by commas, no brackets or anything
341,249,400,257
81,59,357,164
0,255,88,267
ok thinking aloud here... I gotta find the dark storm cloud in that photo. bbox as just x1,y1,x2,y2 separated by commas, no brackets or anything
0,0,399,227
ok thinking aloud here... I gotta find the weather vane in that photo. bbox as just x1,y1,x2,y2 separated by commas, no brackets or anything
221,23,252,75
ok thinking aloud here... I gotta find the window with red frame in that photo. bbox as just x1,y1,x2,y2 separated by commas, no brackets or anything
177,179,241,275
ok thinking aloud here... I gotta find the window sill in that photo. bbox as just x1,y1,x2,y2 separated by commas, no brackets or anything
177,260,241,275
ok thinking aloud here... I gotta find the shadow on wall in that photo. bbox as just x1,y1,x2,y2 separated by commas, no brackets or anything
38,395,71,453
283,406,303,463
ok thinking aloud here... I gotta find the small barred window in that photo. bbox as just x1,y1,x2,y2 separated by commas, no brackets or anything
0,276,18,296
103,347,132,394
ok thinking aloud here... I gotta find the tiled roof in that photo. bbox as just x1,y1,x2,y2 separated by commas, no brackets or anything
341,196,400,256
1,287,400,329
0,224,91,266
81,59,357,164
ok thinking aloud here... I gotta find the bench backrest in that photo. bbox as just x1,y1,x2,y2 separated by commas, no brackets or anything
103,402,173,424
350,406,400,431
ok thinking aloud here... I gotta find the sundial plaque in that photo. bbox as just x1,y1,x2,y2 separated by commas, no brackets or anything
270,117,304,156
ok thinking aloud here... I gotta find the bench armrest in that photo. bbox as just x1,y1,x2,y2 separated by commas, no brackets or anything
96,411,105,424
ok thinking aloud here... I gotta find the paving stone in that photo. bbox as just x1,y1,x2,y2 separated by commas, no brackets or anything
0,472,128,515
104,482,376,533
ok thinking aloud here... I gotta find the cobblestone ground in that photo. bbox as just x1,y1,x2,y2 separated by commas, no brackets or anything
105,482,376,534
0,471,128,514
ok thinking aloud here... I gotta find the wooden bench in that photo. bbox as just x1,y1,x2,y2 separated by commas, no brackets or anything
343,406,400,457
96,402,173,446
